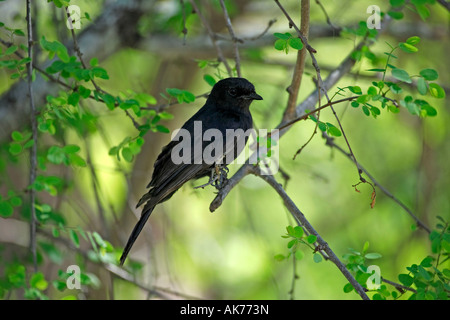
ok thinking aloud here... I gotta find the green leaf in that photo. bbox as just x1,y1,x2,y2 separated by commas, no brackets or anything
293,226,304,238
306,235,317,244
399,42,418,53
419,68,438,81
9,142,22,155
414,3,430,20
327,125,342,137
428,83,445,99
0,201,14,217
47,146,65,164
348,86,362,94
364,252,382,259
398,273,414,286
392,68,412,83
288,37,303,50
11,131,24,141
343,283,354,293
68,92,80,106
387,11,404,20
406,36,421,45
69,230,80,248
156,125,170,133
63,145,80,154
4,45,18,55
274,39,286,51
313,253,322,263
203,74,216,87
274,32,291,40
362,105,370,116
121,147,133,162
274,254,286,261
390,0,405,7
30,272,48,291
89,57,98,67
92,67,109,80
101,93,116,110
417,77,428,95
69,154,87,167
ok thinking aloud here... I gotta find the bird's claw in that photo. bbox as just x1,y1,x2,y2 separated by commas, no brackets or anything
194,164,229,190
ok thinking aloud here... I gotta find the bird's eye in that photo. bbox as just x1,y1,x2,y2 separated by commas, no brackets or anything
228,88,237,97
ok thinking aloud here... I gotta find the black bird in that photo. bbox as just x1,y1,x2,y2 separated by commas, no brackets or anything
120,78,262,265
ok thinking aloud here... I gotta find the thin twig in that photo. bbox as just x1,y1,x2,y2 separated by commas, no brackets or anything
323,133,431,233
219,0,241,77
250,165,370,300
26,0,38,273
283,0,310,122
189,0,233,76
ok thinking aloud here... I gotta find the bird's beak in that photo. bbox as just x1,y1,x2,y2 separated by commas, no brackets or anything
245,92,263,100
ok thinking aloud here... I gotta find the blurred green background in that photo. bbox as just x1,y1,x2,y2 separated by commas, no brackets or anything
0,0,448,300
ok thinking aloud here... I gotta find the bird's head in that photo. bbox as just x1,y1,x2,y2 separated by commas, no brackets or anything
208,77,263,110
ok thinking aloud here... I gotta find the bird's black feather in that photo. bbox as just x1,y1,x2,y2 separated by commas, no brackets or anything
120,77,262,265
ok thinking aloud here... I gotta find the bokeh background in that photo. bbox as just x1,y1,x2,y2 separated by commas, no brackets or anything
0,0,448,299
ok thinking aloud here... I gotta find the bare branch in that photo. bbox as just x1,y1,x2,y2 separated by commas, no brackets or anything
26,0,38,273
219,0,242,77
188,0,233,76
249,165,370,300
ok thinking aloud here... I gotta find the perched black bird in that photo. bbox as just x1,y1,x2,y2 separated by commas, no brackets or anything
120,77,262,265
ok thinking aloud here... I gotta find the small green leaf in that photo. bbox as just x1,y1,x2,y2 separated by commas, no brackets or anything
203,74,216,87
69,230,80,248
429,83,445,99
68,92,80,106
364,252,382,259
392,68,412,83
417,77,428,95
390,0,405,7
0,201,14,217
274,254,286,261
398,274,413,286
313,253,322,263
348,86,362,94
295,250,304,260
11,131,24,141
387,11,404,20
156,125,170,133
274,32,291,40
327,125,342,137
121,147,133,162
274,39,286,51
293,226,304,238
406,36,421,45
343,283,354,293
30,272,48,291
306,235,317,244
89,57,98,67
9,143,22,155
399,42,418,53
288,37,303,50
4,45,18,55
419,68,438,81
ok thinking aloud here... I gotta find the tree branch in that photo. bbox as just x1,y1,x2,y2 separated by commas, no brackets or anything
26,0,38,273
249,165,370,300
283,0,310,122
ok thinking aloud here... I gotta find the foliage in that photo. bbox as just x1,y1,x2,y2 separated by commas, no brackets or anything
0,0,448,300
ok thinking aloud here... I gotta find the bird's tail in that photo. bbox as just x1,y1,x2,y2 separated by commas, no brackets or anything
119,201,156,266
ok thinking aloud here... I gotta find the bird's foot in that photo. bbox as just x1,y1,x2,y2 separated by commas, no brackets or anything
213,165,229,190
193,165,229,190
